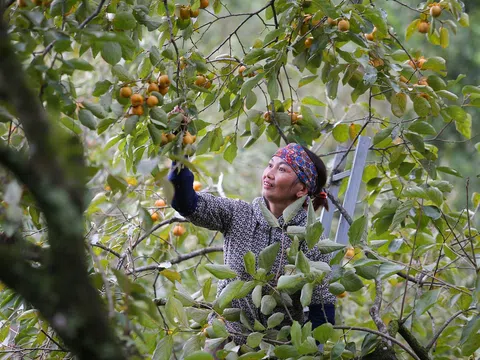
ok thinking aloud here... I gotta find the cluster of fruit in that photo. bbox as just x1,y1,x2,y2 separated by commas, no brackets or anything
151,199,166,221
119,74,171,116
17,0,52,8
418,2,444,34
177,0,209,20
194,74,212,89
304,18,350,49
237,65,255,78
262,111,302,125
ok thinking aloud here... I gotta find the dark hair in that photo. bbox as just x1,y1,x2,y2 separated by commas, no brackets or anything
302,146,329,211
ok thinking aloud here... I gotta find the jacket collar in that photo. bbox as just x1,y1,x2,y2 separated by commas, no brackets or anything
252,197,307,228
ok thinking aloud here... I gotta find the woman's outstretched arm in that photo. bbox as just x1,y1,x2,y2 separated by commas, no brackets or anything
168,162,238,234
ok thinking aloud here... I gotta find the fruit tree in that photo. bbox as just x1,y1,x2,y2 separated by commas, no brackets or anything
0,0,479,359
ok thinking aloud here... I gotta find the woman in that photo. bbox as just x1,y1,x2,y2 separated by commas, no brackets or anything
168,143,336,346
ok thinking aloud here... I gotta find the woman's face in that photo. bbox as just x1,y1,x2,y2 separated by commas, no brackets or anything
262,156,307,205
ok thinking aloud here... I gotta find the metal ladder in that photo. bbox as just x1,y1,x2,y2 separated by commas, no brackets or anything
320,136,372,246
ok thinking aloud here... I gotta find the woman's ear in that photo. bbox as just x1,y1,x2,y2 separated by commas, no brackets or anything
296,183,308,198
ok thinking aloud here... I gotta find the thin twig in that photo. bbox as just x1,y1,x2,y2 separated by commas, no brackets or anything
126,246,223,275
333,325,421,360
426,307,477,351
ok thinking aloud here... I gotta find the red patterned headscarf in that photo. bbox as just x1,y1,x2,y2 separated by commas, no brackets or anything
274,143,318,195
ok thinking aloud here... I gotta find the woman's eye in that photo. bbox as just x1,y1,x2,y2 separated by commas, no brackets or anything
279,167,285,172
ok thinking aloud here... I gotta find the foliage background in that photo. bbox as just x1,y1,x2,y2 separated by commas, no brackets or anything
1,0,480,359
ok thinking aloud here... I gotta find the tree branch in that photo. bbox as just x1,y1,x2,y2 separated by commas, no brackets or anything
0,14,126,359
127,246,223,275
333,325,421,360
426,307,477,351
395,320,431,360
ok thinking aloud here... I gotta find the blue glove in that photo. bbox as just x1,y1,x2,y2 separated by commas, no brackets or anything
168,161,198,216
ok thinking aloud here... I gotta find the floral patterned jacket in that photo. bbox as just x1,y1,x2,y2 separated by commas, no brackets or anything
184,192,336,343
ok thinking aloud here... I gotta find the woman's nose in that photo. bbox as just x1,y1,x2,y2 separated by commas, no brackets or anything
265,167,274,179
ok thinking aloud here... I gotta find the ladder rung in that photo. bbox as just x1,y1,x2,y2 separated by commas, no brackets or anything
332,170,351,182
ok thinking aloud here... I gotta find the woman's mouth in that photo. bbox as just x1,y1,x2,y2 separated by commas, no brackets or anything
263,181,273,189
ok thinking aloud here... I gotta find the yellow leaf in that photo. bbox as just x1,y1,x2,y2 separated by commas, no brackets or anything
349,123,361,140
160,269,181,283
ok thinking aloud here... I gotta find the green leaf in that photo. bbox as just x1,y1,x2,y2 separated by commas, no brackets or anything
277,274,305,291
306,222,323,249
124,115,139,134
300,282,313,307
378,262,405,279
260,295,276,315
210,128,224,151
315,0,338,18
283,195,306,224
241,73,264,96
332,123,349,143
149,107,168,126
107,174,128,193
348,216,367,247
404,131,425,153
267,312,285,329
64,58,94,71
391,92,407,118
313,322,334,344
301,96,325,107
112,64,136,82
184,352,213,360
217,280,244,309
101,42,122,65
247,332,264,348
274,345,299,359
426,186,443,206
212,318,229,338
408,121,436,135
252,285,262,308
296,251,310,274
235,281,256,299
422,56,447,73
223,141,237,164
340,269,364,292
204,264,237,279
152,335,173,360
437,166,462,177
245,90,257,110
317,240,345,254
114,11,137,30
422,205,441,220
259,202,280,228
82,100,108,119
78,109,97,130
267,76,279,100
455,111,472,139
328,282,345,295
402,185,428,199
165,297,189,327
414,289,441,316
331,342,345,359
373,126,393,146
243,251,256,276
258,242,280,272
92,80,112,97
406,19,421,41
413,96,431,117
299,75,318,88
290,320,302,348
390,200,413,230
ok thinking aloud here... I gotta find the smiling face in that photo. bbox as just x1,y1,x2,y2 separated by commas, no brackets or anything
262,156,308,210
